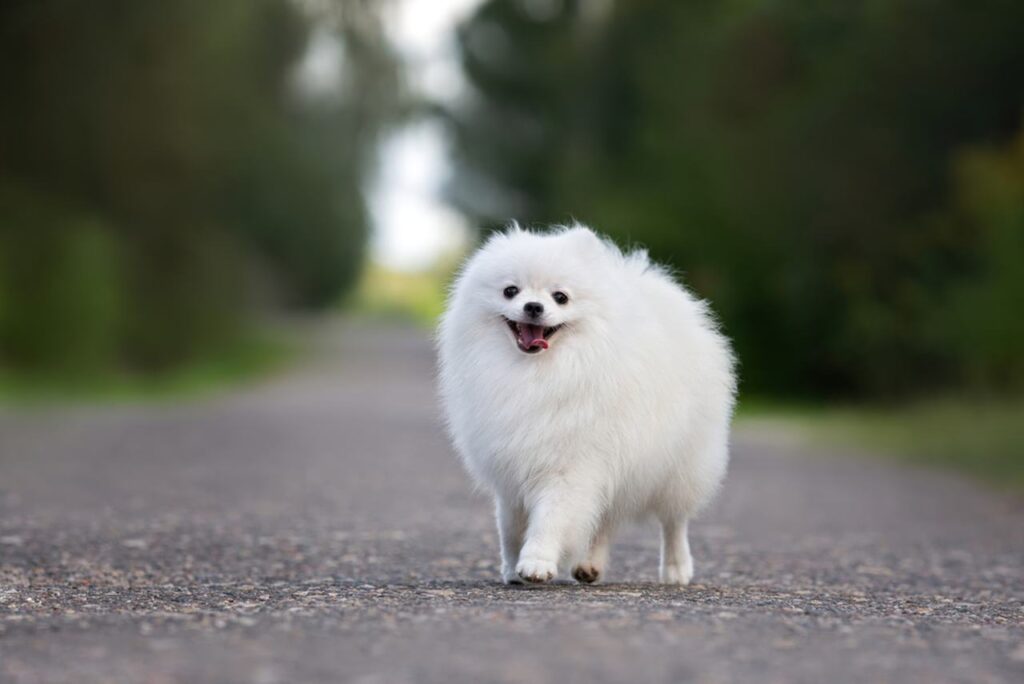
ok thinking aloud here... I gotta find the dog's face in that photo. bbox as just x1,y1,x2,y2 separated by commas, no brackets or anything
456,227,612,356
496,276,572,354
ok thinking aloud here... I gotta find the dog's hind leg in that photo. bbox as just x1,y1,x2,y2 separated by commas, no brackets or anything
495,494,527,584
659,515,693,585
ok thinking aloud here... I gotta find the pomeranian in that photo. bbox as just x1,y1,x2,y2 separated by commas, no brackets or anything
437,224,735,585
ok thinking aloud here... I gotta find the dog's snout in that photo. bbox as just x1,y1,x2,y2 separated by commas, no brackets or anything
523,301,544,318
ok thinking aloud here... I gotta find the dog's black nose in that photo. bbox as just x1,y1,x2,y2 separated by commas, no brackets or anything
523,301,544,318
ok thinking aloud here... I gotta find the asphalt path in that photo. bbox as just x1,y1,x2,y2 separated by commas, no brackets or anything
1,321,1022,683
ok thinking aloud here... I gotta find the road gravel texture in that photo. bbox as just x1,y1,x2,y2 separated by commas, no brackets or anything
1,322,1022,683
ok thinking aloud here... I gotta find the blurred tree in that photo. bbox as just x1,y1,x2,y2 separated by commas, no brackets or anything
0,0,399,375
0,184,122,374
448,0,1024,397
446,0,587,221
938,126,1024,389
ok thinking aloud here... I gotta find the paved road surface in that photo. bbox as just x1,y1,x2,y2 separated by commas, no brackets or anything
1,321,1022,683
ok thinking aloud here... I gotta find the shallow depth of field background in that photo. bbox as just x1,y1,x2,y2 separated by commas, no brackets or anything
1,0,1022,486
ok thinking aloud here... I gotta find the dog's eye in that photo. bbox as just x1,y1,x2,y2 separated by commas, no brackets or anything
552,291,569,305
503,286,519,299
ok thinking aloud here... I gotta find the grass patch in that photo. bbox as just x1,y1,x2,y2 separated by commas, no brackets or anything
739,397,1024,491
0,330,294,406
349,263,453,327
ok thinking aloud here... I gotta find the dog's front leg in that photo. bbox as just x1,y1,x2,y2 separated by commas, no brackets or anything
516,480,601,584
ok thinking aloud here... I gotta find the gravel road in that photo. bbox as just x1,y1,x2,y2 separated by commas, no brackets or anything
1,321,1022,683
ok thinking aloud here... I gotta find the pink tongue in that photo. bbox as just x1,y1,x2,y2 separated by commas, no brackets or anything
518,323,548,350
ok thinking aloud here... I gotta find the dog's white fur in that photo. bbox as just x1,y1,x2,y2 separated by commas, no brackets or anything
437,224,735,585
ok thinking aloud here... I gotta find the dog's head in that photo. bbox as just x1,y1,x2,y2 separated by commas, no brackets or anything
449,224,620,356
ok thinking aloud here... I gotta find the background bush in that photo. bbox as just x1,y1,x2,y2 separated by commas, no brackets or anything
447,0,1024,398
0,0,397,376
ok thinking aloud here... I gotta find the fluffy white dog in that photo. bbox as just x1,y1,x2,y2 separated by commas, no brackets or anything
437,224,735,585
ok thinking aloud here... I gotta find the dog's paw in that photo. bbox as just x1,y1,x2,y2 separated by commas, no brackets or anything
659,562,693,586
571,563,602,584
516,558,557,584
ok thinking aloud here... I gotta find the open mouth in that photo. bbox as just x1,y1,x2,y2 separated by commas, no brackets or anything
504,317,564,354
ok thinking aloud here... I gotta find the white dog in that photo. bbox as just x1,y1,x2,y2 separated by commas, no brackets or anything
437,224,735,585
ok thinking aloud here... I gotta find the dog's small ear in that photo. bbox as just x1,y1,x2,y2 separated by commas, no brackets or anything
563,224,608,256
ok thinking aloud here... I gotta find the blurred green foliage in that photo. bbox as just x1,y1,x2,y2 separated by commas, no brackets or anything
352,262,459,328
0,0,398,379
743,398,1024,491
942,130,1024,389
448,0,1024,398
